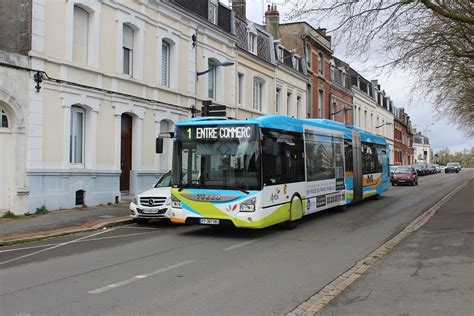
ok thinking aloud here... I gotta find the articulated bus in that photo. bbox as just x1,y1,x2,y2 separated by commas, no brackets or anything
159,115,390,229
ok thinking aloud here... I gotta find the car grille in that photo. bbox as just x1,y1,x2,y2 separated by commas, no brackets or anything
139,197,167,207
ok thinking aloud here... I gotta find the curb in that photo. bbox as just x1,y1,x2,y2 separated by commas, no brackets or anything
0,216,134,246
288,177,473,316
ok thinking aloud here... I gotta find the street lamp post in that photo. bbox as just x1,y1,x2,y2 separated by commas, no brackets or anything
192,61,234,117
330,106,353,124
196,61,234,77
375,122,393,129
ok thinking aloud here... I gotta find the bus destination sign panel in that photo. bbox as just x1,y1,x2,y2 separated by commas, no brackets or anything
180,125,257,141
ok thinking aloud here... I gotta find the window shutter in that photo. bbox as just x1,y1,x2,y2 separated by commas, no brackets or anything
161,42,169,86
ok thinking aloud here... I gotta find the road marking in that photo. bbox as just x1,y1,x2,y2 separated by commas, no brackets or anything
224,239,258,251
88,260,195,294
0,231,157,254
0,229,114,266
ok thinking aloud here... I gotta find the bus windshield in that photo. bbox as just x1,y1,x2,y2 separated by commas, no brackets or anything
172,124,261,191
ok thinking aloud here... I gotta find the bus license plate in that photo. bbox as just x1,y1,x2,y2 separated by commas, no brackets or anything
199,218,220,225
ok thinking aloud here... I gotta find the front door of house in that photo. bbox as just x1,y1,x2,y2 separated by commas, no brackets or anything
120,114,132,191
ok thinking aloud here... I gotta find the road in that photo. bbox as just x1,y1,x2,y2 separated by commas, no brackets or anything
1,171,472,315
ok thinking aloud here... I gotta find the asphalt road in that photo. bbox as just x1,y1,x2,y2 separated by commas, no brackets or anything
1,171,472,315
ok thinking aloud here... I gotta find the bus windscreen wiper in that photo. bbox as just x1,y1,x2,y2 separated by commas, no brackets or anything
227,185,249,195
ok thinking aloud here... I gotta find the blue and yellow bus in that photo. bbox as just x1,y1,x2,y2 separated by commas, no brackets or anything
159,115,390,229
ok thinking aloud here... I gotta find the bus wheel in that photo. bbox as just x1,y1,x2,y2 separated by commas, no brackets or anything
335,204,347,212
373,193,381,200
283,196,303,229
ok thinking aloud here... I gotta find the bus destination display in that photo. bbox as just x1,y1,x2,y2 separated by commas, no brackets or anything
180,125,257,141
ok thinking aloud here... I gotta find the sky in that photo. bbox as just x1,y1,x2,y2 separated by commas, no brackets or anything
226,0,473,153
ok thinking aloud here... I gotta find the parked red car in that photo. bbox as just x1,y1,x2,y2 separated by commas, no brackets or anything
392,166,418,186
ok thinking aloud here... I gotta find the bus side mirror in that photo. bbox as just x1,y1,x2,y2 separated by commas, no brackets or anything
156,138,164,154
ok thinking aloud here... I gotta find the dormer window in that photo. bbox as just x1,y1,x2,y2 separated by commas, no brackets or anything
208,0,218,24
247,23,258,54
278,47,284,63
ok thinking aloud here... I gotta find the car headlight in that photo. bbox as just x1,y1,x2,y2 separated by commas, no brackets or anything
165,196,171,206
171,195,182,209
240,197,256,212
132,196,138,205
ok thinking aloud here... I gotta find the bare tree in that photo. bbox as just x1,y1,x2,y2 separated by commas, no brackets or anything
286,0,474,136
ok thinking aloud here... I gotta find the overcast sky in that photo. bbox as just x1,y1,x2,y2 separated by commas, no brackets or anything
230,0,473,153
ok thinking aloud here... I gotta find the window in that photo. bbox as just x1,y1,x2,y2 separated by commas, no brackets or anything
262,129,305,185
330,66,335,81
1,109,8,128
318,52,324,75
73,5,89,64
253,78,264,111
161,40,170,86
318,89,324,118
275,88,281,113
238,73,244,105
70,106,85,164
278,47,284,62
362,142,384,174
248,32,257,54
208,59,217,99
287,92,292,114
296,96,301,118
208,3,217,24
305,45,311,67
123,24,134,75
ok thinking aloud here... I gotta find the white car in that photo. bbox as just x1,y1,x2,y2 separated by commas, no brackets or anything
129,172,171,224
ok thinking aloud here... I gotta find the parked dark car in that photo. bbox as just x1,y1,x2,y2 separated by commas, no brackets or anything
445,162,460,173
392,166,418,186
413,163,425,176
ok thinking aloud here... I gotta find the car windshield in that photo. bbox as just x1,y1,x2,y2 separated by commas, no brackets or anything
447,163,457,167
154,173,171,188
395,167,411,173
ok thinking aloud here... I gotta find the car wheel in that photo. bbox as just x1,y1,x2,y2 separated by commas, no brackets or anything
456,170,459,173
133,218,150,225
392,182,396,186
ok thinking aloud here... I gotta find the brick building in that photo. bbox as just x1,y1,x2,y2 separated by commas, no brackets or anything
279,22,333,119
329,57,353,124
393,107,414,165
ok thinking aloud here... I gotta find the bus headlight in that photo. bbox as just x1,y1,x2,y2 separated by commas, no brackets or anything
171,195,182,209
240,197,256,212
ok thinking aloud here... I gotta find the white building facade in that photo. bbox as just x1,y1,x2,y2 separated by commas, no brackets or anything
1,0,237,214
413,132,432,163
350,71,395,164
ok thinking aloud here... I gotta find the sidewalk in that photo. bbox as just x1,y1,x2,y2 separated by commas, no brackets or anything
0,203,132,245
319,179,474,315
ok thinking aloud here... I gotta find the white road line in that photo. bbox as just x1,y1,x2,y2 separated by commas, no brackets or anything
224,239,258,251
0,231,157,254
0,229,114,266
88,260,196,294
117,226,161,230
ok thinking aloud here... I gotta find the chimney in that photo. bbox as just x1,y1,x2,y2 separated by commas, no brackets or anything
265,4,280,40
232,0,246,20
